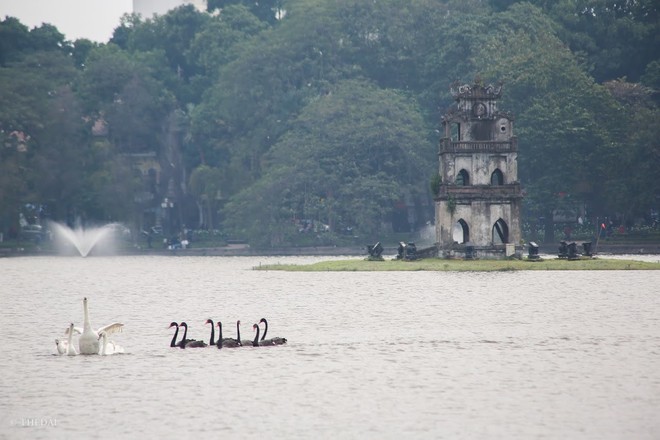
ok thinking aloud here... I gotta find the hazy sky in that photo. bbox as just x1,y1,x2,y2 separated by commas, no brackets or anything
0,0,133,42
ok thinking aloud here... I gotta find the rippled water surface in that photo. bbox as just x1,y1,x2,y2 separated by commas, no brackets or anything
1,255,659,439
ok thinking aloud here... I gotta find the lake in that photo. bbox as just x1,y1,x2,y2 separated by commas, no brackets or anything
1,254,659,439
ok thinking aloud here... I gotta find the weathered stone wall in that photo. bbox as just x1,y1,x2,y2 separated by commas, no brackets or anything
440,151,517,185
436,199,521,247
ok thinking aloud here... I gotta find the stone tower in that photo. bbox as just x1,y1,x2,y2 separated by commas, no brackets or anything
434,81,523,259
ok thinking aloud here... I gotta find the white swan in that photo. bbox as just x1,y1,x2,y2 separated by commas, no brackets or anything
56,324,80,355
66,323,78,356
98,331,124,355
55,323,79,356
78,297,124,355
55,338,67,355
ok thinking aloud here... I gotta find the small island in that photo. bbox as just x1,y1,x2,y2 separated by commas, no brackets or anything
255,257,660,272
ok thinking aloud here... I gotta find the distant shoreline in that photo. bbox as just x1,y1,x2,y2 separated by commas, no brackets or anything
1,242,659,258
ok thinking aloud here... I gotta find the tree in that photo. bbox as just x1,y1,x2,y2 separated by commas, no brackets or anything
224,78,433,246
186,4,267,77
597,78,660,224
71,38,98,69
0,50,85,228
0,16,32,65
189,165,225,229
488,0,660,82
85,139,143,224
207,0,284,24
475,3,620,241
77,45,176,152
115,5,211,103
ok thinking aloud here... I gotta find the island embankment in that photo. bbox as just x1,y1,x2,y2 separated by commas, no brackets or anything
132,241,660,257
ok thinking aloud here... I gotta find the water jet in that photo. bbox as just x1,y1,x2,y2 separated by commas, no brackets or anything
50,221,123,257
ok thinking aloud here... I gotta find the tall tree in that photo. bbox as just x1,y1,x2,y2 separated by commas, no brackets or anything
0,49,88,226
114,5,211,103
597,78,660,224
224,79,432,246
0,17,32,65
489,0,660,82
476,3,621,241
207,0,284,24
189,165,225,229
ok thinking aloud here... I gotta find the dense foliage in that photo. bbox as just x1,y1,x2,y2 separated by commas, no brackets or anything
1,0,658,246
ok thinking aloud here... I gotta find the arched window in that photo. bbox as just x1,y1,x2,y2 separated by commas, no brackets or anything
456,169,470,186
492,218,509,244
451,123,461,141
490,169,504,185
453,219,470,244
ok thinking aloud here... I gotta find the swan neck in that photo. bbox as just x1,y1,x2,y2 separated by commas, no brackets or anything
253,326,259,347
66,324,75,355
261,320,268,340
67,326,74,345
181,324,188,343
209,322,215,345
83,299,92,330
170,326,179,347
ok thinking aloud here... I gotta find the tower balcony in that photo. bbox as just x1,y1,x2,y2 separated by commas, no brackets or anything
435,183,523,200
439,138,517,154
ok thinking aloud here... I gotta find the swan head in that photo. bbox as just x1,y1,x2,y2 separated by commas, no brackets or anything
97,331,107,341
168,322,178,328
205,319,213,325
253,323,258,331
259,318,267,324
179,322,187,328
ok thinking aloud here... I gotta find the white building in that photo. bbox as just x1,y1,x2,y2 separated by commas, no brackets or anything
133,0,206,18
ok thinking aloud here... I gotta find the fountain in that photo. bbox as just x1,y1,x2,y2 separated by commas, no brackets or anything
50,222,123,257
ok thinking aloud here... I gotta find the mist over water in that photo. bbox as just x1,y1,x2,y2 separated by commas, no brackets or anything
1,255,659,439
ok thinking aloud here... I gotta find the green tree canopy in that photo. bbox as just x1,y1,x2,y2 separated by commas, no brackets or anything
224,78,432,245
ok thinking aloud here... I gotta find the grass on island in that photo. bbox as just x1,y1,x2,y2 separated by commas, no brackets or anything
255,257,660,272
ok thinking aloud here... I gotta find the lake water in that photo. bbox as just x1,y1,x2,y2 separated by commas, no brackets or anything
1,254,659,439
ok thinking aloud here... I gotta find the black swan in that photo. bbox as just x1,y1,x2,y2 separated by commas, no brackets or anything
252,323,261,346
216,321,240,348
235,320,253,346
168,322,180,347
205,319,216,346
178,322,207,348
259,318,287,345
